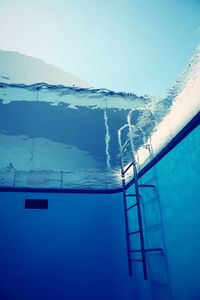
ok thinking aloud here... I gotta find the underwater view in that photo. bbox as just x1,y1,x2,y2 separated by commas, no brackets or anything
0,1,200,300
0,48,199,190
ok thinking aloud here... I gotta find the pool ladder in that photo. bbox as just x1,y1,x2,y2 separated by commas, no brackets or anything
118,120,163,280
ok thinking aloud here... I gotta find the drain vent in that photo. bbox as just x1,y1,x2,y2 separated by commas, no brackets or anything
25,199,48,209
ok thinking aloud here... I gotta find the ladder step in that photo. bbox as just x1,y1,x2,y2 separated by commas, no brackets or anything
125,193,141,198
126,203,137,211
128,230,140,235
130,259,142,262
130,248,163,253
122,162,134,175
138,184,155,189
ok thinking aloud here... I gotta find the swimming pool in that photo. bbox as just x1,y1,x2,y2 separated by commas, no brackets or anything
0,1,199,299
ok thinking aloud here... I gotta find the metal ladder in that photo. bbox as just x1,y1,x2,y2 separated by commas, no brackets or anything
118,115,162,280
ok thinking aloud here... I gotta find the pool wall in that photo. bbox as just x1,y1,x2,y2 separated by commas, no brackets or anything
0,191,149,300
0,123,199,300
128,123,200,299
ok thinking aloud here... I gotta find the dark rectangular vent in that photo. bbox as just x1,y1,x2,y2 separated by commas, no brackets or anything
25,199,48,209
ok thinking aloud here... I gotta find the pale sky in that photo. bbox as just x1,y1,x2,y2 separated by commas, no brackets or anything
0,0,200,96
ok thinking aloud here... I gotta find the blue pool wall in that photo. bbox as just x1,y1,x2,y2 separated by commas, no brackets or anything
0,122,199,300
128,123,200,300
0,192,150,300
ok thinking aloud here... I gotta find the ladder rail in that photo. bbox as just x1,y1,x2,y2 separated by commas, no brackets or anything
118,118,161,280
133,165,148,280
127,115,148,279
118,123,146,278
121,166,133,276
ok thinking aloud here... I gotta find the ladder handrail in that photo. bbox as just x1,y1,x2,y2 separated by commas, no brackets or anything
118,110,163,280
118,120,148,280
118,124,137,171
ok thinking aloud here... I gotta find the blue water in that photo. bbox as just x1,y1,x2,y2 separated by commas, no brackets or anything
0,70,192,191
0,124,199,300
0,82,166,189
0,45,199,190
0,39,199,300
